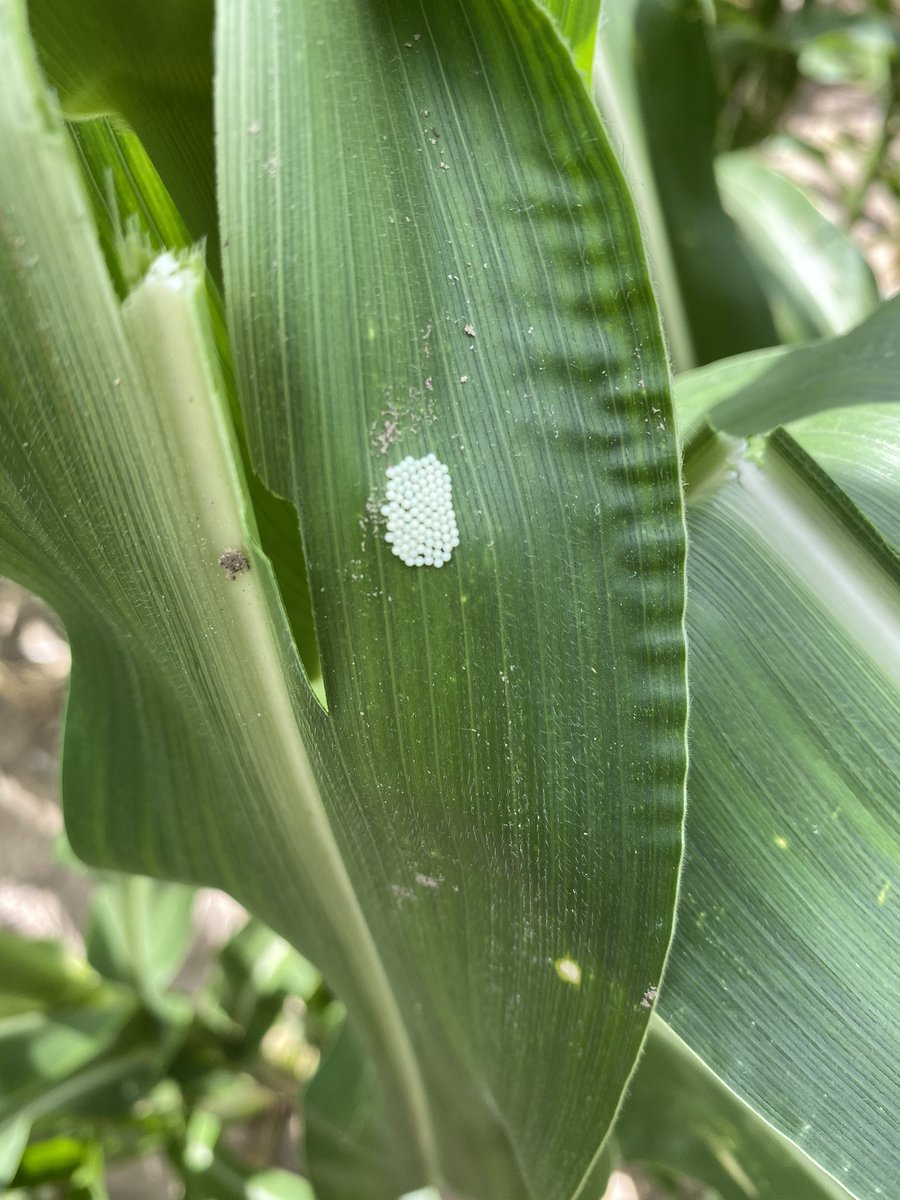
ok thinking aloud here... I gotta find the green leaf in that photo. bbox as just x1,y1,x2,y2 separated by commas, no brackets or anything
67,116,195,297
676,296,900,440
790,404,900,552
218,920,320,1013
176,1109,315,1200
659,414,900,1199
245,1171,316,1200
1,2,687,1198
217,0,686,1194
26,0,218,274
13,1135,92,1188
0,962,184,1136
182,1107,223,1176
709,4,801,150
181,1153,315,1200
215,919,320,1056
86,875,196,1006
673,345,788,448
539,0,600,81
69,1142,109,1200
674,297,900,563
0,999,135,1124
0,930,107,1015
64,110,323,687
0,1118,30,1189
303,1022,409,1200
593,0,778,368
716,151,879,342
796,21,897,90
617,1019,852,1200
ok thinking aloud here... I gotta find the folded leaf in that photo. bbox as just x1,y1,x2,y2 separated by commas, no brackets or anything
693,295,900,438
27,0,218,274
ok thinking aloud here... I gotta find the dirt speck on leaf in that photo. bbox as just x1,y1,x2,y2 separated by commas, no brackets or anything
374,417,400,454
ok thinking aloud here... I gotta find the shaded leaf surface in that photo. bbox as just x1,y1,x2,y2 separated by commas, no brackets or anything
27,0,218,275
303,1023,410,1200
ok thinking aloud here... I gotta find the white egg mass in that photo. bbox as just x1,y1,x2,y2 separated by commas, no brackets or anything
382,454,460,567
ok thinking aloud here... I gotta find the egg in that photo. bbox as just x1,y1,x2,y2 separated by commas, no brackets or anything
382,454,460,567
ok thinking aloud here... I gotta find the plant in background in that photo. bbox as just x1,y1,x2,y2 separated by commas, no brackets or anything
0,1,897,1199
0,875,336,1199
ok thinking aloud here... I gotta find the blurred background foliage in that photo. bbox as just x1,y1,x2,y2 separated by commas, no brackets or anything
711,0,899,299
1,0,898,1196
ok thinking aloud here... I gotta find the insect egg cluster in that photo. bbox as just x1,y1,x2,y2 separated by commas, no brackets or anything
382,454,460,567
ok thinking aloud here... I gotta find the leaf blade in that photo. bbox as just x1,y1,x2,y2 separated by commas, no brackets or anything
216,1,688,1195
618,1018,853,1200
663,424,900,1200
0,9,437,1177
1,1,688,1195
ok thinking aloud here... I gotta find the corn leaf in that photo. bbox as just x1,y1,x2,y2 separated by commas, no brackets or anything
593,0,778,368
1,3,687,1197
790,404,900,551
687,296,900,440
716,151,878,342
540,0,601,80
617,1019,852,1200
658,335,900,1199
215,1,687,1195
26,0,218,274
